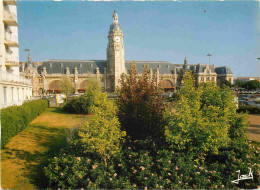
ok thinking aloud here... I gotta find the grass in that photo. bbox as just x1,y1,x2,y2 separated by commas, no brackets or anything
1,107,92,190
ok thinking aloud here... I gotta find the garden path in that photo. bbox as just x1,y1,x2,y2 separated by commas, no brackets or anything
1,108,91,189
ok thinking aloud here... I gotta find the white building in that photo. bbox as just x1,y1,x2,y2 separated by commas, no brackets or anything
0,0,32,109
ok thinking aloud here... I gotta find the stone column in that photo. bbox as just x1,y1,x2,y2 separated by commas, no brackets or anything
74,67,79,93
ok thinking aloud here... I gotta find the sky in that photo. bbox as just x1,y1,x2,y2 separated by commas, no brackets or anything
17,1,259,77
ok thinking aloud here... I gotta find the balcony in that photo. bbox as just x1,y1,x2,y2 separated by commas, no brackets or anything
0,70,32,86
5,56,19,66
3,10,18,26
4,35,19,47
3,0,17,5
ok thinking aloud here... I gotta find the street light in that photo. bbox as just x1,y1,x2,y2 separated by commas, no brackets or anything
207,53,212,65
25,49,31,62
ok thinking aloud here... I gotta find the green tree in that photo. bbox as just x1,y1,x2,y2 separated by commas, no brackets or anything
79,98,126,168
234,80,246,88
220,80,232,88
164,72,234,160
59,76,75,102
117,63,165,141
244,80,260,90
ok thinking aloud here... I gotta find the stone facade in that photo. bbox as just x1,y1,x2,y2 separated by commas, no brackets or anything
20,11,234,96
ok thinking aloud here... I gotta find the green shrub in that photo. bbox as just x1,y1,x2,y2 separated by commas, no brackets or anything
45,137,259,189
63,78,103,114
1,99,49,148
44,71,259,189
63,96,91,114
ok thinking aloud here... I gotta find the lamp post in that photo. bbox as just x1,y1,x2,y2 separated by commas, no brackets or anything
207,53,212,66
25,49,30,62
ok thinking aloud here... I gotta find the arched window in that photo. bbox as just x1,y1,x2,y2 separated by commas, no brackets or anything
49,80,61,91
160,79,173,89
79,80,88,90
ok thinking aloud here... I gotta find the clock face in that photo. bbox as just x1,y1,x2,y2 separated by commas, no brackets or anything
113,36,121,43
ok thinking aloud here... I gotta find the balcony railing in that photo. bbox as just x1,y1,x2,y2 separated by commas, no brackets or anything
0,70,32,86
3,0,17,5
5,55,19,66
4,34,19,47
3,10,18,26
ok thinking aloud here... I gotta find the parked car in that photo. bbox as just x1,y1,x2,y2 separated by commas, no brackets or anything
239,100,260,113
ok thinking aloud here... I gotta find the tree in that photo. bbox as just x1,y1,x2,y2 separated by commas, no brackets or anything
78,95,126,168
84,77,103,109
164,72,235,159
59,76,75,102
117,63,165,141
234,80,246,88
244,80,260,90
220,80,232,88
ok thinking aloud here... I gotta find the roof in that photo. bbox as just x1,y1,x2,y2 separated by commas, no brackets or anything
190,63,216,74
38,60,107,74
125,61,178,74
31,59,232,76
36,59,182,75
109,23,122,33
215,66,233,75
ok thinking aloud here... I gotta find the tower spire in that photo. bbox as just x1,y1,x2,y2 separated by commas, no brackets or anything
113,10,118,23
184,57,188,65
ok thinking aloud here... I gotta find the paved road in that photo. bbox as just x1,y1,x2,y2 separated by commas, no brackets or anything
248,114,260,143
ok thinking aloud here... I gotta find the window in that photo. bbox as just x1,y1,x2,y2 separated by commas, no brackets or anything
39,78,43,83
201,77,204,82
212,77,215,81
3,87,7,104
229,78,232,82
206,77,210,81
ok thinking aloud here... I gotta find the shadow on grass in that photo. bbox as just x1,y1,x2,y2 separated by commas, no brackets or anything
2,125,70,189
49,107,93,118
48,107,68,114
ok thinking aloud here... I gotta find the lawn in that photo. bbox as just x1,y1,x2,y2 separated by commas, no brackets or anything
1,107,92,189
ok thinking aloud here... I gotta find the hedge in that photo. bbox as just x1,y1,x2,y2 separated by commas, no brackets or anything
1,99,49,148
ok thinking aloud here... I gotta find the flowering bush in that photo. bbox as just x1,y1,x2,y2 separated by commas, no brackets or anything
45,71,259,189
45,137,259,189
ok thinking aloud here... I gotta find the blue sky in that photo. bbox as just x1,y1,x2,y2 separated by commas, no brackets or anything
17,1,259,77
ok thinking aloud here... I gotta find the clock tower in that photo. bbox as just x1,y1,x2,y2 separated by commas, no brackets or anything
107,10,126,91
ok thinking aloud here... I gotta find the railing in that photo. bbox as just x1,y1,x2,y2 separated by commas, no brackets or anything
3,10,17,22
5,33,18,42
5,55,19,66
0,70,32,85
3,0,17,5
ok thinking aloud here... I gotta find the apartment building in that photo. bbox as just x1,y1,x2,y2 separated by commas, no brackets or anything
0,0,32,109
